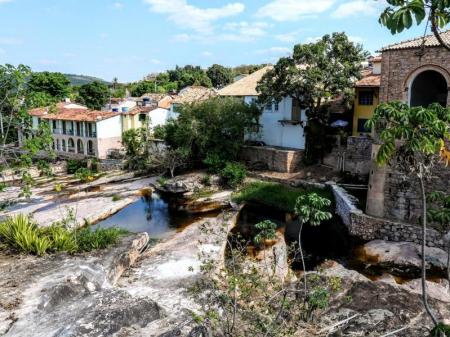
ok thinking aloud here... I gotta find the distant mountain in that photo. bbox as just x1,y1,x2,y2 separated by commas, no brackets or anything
64,74,111,86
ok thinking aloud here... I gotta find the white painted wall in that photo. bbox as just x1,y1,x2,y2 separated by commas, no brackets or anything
244,96,306,150
96,115,122,138
148,108,176,129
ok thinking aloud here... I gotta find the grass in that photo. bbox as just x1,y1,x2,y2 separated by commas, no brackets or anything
232,181,333,213
0,214,128,256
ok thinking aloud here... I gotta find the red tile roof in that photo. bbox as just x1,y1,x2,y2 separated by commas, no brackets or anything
355,70,381,87
29,103,119,122
382,30,450,51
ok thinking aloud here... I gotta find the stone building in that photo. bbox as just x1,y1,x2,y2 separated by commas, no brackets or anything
366,31,450,222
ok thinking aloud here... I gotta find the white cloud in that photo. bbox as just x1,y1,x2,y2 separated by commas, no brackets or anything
201,51,213,57
0,0,13,4
256,0,335,21
256,46,291,56
149,58,162,64
144,0,244,33
0,37,23,45
221,21,270,42
112,2,124,10
332,0,385,19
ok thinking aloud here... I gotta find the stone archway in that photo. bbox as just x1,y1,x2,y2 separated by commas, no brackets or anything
77,139,84,154
405,65,450,107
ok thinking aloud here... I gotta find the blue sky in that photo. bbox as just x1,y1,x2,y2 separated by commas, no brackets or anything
0,0,427,82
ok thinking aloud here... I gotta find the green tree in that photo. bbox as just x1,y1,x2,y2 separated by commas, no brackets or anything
77,81,110,110
253,220,277,248
294,193,332,297
130,80,154,97
257,32,367,163
367,101,450,328
27,71,70,100
162,97,260,165
167,65,212,89
207,64,233,89
380,0,450,51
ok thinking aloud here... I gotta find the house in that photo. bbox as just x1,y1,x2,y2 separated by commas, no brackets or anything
29,102,122,159
366,31,450,222
169,86,216,114
219,66,307,150
352,57,381,136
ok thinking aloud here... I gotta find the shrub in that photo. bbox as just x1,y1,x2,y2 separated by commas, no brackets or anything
76,227,127,252
253,220,277,247
67,159,87,174
203,153,226,173
431,323,450,337
220,162,247,188
0,214,51,256
0,214,127,256
74,168,95,182
200,174,212,186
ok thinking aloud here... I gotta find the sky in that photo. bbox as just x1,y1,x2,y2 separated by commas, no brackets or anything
0,0,428,83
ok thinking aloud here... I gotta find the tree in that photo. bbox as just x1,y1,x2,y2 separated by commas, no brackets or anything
257,32,367,163
162,97,260,165
367,101,450,328
207,64,233,89
77,81,110,110
27,71,70,100
130,81,154,97
167,65,212,89
294,193,332,298
380,0,450,51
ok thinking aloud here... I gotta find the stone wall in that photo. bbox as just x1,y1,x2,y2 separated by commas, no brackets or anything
240,145,303,173
331,184,448,250
380,47,450,106
322,137,373,178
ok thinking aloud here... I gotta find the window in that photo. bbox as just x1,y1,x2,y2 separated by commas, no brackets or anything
357,118,371,133
139,114,147,122
250,98,257,105
358,91,374,105
265,103,272,112
274,101,279,111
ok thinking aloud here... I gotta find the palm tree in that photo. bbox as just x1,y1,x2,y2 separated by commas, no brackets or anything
367,102,450,327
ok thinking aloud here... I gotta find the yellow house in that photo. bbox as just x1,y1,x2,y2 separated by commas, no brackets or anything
352,57,381,136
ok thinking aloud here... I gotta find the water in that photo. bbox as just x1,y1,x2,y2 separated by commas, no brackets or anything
92,192,219,239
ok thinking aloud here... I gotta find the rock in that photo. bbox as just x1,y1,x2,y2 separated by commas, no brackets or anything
402,278,450,303
252,232,289,280
359,240,448,275
183,191,232,214
321,260,370,283
155,173,207,195
0,234,157,337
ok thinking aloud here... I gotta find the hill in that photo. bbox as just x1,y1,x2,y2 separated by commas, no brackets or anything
64,74,111,86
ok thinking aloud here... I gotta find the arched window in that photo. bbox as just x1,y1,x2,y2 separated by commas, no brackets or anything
56,139,61,151
68,138,75,153
61,139,66,152
410,70,448,107
77,139,84,154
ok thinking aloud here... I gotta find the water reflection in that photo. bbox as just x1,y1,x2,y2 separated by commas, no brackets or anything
93,192,218,239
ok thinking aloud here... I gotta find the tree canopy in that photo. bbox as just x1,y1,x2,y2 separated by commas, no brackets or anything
257,32,367,162
27,71,70,101
380,0,450,50
77,81,110,110
206,64,233,89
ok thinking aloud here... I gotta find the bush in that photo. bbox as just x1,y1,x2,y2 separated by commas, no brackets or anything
67,159,87,174
203,153,226,173
220,162,247,188
76,227,127,252
0,214,127,256
431,324,450,337
74,168,95,182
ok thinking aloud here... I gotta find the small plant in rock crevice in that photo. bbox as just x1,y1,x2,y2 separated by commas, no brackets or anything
253,220,277,248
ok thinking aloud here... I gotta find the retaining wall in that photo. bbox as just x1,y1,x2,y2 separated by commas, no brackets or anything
331,184,447,249
241,145,303,173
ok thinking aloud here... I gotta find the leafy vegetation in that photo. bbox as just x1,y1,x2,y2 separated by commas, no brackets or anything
64,74,110,86
206,64,233,89
0,214,127,256
162,97,260,166
77,81,110,110
368,101,450,328
379,0,450,51
257,32,367,163
253,220,277,247
233,181,332,212
220,162,247,188
295,193,332,296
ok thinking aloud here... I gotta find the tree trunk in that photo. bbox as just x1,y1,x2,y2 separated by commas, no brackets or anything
298,221,307,299
418,172,439,326
447,240,450,293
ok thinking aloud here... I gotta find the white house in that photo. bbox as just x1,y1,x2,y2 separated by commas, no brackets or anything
219,66,307,150
29,102,123,159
